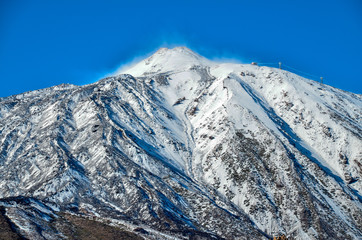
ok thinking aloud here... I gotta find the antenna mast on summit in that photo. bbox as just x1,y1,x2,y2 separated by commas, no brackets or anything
279,62,282,69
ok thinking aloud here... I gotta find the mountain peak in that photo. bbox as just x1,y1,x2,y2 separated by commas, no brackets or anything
154,46,199,56
121,46,212,76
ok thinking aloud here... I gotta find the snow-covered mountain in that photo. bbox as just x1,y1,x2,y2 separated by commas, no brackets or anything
0,47,361,239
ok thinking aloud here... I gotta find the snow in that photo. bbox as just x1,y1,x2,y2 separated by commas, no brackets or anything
122,47,214,77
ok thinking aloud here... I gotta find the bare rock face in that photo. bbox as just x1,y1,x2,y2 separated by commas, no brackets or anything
0,47,361,239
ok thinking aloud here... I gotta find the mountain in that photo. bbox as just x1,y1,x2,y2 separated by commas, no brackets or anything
0,47,361,239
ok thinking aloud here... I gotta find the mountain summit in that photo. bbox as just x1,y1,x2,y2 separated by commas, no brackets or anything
0,47,361,239
122,47,212,76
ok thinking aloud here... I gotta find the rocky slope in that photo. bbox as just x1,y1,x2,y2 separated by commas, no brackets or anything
0,47,361,239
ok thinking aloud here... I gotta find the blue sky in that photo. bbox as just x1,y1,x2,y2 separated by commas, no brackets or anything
0,0,361,97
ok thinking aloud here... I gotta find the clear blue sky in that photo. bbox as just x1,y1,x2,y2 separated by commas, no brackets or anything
1,0,361,97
